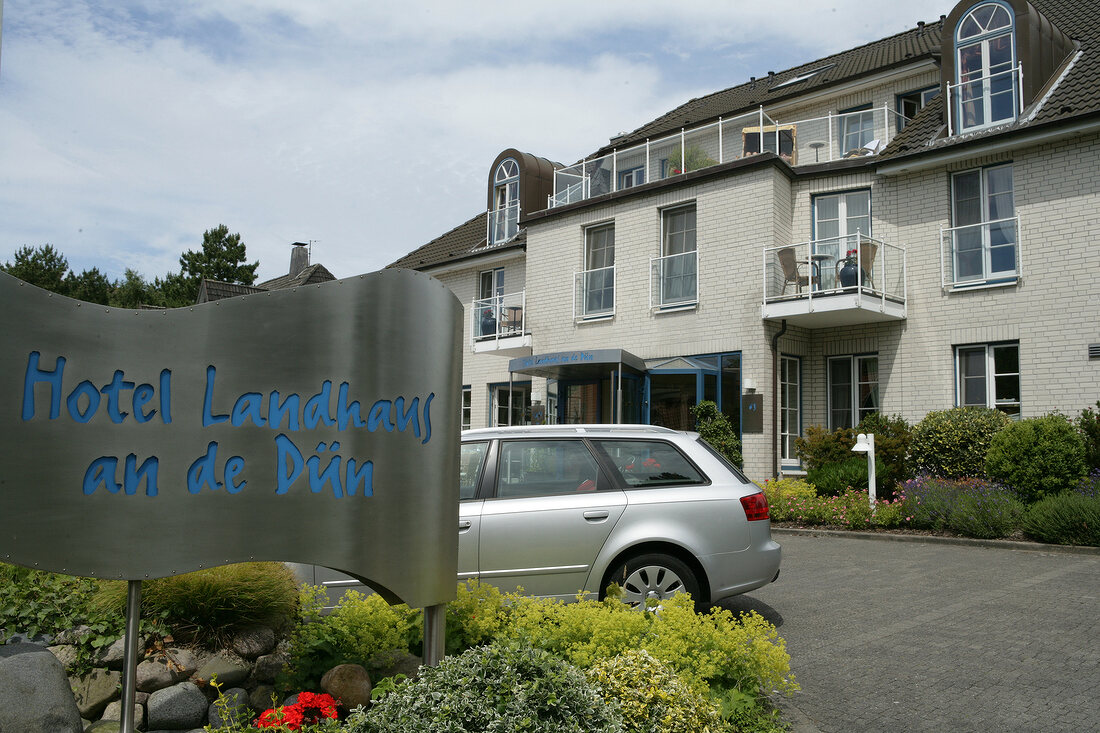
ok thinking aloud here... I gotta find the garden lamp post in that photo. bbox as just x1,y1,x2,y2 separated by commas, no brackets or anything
852,432,876,510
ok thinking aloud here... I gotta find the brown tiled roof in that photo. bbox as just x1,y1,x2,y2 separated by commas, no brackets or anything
386,212,526,271
881,0,1100,161
196,279,268,303
596,20,945,156
258,263,336,290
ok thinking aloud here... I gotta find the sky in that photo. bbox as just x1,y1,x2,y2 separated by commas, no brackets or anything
0,0,950,284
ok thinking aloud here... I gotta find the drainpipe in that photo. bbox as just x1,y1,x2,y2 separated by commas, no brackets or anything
771,319,788,479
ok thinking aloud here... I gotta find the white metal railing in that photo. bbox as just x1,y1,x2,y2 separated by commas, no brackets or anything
947,65,1022,136
471,290,526,344
573,265,616,320
650,251,698,309
939,216,1020,288
549,105,902,208
762,234,906,305
486,202,520,246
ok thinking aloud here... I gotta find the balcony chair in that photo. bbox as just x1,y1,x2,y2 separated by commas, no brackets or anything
778,247,819,294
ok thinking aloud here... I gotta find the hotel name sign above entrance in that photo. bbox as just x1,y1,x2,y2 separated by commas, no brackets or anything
0,269,462,609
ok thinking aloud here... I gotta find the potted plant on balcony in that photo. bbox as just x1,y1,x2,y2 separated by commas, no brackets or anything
479,307,497,338
668,144,717,174
837,249,860,288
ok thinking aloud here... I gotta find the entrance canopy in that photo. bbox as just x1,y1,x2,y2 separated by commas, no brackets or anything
508,348,646,381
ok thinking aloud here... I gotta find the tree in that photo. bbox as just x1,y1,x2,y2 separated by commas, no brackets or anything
690,400,743,467
64,267,113,305
177,225,259,302
109,269,161,309
1,244,70,293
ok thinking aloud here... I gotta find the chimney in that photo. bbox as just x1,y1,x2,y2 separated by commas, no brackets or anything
290,242,309,276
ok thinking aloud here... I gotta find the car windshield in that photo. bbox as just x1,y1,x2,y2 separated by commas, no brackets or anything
694,436,751,483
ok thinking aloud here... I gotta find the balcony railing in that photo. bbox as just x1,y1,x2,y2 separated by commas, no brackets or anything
472,291,526,344
650,251,698,309
486,202,520,246
573,265,616,320
948,65,1022,136
762,234,906,310
940,216,1020,288
549,106,904,208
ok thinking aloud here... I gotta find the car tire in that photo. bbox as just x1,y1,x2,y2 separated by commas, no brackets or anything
603,553,701,610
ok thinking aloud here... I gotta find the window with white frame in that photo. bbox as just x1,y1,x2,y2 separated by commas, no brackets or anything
839,104,875,154
897,86,940,130
813,190,870,286
956,342,1020,417
461,386,472,430
493,384,531,426
658,205,697,306
950,164,1016,283
828,355,879,430
955,2,1017,132
492,158,520,243
780,356,801,463
583,224,615,316
619,166,644,190
476,268,505,339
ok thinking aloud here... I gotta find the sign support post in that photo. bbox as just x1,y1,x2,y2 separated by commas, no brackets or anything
423,603,446,667
120,580,142,733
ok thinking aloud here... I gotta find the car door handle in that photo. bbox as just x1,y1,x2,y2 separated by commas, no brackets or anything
583,510,610,522
458,520,472,532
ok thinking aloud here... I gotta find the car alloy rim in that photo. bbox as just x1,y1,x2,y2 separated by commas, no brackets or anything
621,564,685,609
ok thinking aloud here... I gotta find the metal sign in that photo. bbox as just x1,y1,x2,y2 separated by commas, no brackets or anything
0,269,461,609
741,394,764,433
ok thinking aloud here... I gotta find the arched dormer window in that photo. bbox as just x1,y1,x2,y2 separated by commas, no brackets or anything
491,158,520,244
953,2,1017,133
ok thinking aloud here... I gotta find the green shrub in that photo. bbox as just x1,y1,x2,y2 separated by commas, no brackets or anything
795,414,910,495
0,564,100,643
758,477,816,521
692,400,743,467
443,579,510,656
985,414,1087,503
588,649,721,733
353,642,623,733
900,477,1023,538
855,412,913,491
1077,401,1100,472
94,562,298,645
793,424,854,470
807,456,884,496
1021,492,1100,546
909,407,1012,478
281,587,420,693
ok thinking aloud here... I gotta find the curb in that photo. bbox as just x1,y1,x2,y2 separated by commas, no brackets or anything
771,526,1100,556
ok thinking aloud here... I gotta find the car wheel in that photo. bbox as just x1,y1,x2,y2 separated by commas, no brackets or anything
604,554,700,610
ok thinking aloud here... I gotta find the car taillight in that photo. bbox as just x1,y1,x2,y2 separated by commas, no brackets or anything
740,492,770,521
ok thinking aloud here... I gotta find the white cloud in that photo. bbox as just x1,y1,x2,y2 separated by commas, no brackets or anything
1,0,950,282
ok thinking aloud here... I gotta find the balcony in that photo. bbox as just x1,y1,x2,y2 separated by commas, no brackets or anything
948,65,1021,136
549,106,905,208
573,266,616,321
761,235,906,327
940,216,1020,289
472,291,532,355
651,251,698,310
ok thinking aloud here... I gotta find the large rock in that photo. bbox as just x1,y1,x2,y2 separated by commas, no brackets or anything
99,635,145,669
136,657,177,693
249,684,277,712
101,699,146,728
71,667,122,719
195,651,252,686
232,626,276,659
320,663,372,709
208,686,250,728
147,681,208,730
48,643,79,670
85,721,122,732
0,649,83,732
251,651,287,683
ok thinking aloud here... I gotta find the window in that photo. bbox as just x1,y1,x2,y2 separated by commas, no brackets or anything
839,104,875,154
459,441,487,499
619,166,644,190
491,158,520,243
476,268,505,338
496,440,600,498
828,355,879,430
461,386,472,430
656,205,697,307
595,440,706,489
813,190,870,286
493,384,530,426
957,342,1020,417
780,356,800,463
955,2,1017,132
583,224,615,316
897,86,940,130
950,164,1016,283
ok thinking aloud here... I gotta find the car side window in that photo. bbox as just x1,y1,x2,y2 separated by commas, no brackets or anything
460,441,489,500
594,440,707,488
495,440,600,499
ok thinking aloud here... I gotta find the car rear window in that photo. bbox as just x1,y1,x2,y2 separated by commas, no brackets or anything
694,437,751,483
460,441,488,499
593,440,707,488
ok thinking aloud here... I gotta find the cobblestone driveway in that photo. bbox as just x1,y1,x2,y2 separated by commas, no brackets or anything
718,532,1100,733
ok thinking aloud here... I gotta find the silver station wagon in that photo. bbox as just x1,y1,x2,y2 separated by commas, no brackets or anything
301,424,781,609
458,424,780,608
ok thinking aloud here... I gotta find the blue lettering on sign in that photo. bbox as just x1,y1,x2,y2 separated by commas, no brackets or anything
22,352,172,425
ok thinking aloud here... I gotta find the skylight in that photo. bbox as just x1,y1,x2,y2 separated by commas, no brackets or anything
770,64,836,91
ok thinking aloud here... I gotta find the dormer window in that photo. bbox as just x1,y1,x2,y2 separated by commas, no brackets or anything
491,158,520,244
952,2,1018,133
